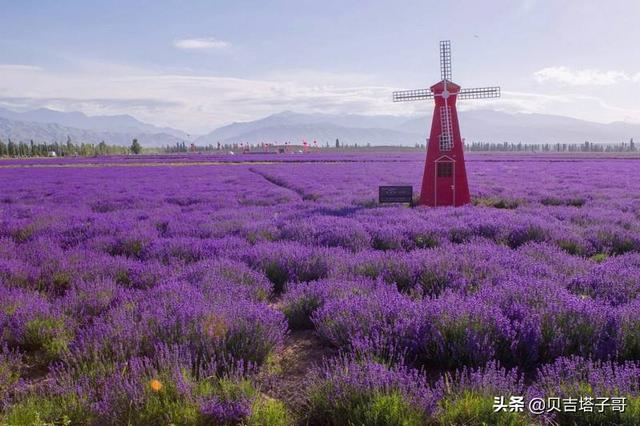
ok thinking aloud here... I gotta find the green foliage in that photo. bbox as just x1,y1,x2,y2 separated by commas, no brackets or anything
282,293,321,330
0,352,22,405
352,259,382,280
115,268,133,286
306,389,425,426
109,237,147,259
424,314,504,368
620,397,640,425
246,229,278,244
380,261,413,291
364,393,424,426
557,238,586,255
0,139,130,158
436,391,529,426
474,197,521,209
62,368,260,425
130,138,142,154
297,256,330,284
567,198,586,207
264,262,289,295
217,378,258,402
215,265,270,301
0,368,21,393
23,317,72,362
593,229,637,255
260,255,328,295
1,396,76,426
412,233,439,249
541,197,585,207
590,253,609,263
10,225,36,244
618,318,640,360
372,234,402,251
302,193,321,201
131,394,200,425
51,271,72,293
246,397,292,426
261,352,283,376
416,269,451,298
224,323,278,365
540,197,564,206
507,225,548,248
612,236,636,255
549,395,640,426
110,371,208,426
449,227,474,244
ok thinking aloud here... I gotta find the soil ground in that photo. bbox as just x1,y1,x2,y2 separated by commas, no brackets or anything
261,329,336,420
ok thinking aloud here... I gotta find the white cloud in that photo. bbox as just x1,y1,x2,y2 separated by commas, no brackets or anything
533,66,632,86
517,0,538,15
0,64,44,72
457,90,640,125
172,37,230,50
264,69,380,86
1,61,639,134
0,62,400,133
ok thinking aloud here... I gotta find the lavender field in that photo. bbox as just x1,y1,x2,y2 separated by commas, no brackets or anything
2,152,640,425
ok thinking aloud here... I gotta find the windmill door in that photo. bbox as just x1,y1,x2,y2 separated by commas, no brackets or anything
434,158,455,206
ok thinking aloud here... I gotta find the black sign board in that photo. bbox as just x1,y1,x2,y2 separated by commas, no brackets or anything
379,186,413,204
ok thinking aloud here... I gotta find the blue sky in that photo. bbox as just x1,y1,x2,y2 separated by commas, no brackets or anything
1,0,639,133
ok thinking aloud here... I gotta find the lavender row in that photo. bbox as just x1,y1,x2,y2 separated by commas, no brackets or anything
2,153,640,424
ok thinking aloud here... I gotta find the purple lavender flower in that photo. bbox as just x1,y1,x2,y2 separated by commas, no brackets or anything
305,355,440,425
200,396,252,424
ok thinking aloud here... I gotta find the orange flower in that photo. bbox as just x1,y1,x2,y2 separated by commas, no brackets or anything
149,379,163,392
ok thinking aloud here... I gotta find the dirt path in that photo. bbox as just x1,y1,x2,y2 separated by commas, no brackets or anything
262,329,336,417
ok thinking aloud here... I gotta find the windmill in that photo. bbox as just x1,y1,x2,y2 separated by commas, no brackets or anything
393,40,500,206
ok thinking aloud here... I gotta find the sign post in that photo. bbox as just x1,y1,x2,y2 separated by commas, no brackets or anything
378,186,413,206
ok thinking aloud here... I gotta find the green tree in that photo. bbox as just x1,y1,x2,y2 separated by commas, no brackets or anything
130,138,142,154
98,141,107,155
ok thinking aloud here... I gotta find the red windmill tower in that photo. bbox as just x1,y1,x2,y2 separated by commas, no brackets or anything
393,40,500,206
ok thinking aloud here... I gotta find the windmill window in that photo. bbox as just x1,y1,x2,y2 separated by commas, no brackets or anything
437,162,453,178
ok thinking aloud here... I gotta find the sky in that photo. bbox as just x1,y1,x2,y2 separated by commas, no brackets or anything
1,0,639,134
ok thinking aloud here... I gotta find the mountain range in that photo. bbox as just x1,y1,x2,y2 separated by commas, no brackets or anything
0,107,638,147
0,107,187,138
0,107,189,147
196,110,640,146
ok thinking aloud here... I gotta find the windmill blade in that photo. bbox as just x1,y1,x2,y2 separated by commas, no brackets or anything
457,86,500,100
440,40,452,81
439,105,453,151
392,89,434,102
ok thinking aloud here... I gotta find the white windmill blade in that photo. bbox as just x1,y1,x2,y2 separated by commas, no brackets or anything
392,89,434,102
457,86,501,100
440,40,452,81
439,105,453,151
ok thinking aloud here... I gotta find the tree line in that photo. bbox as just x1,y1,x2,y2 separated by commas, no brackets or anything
2,137,638,158
465,139,636,153
0,138,141,157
